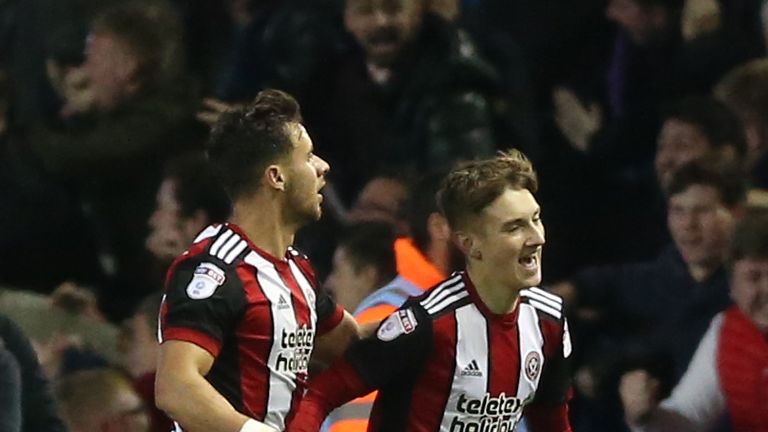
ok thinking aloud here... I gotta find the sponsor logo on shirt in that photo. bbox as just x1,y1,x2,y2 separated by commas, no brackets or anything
276,325,314,374
186,262,226,299
377,308,418,341
524,351,542,382
460,360,483,377
450,393,524,432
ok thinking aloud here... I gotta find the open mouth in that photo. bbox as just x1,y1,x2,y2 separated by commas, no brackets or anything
519,252,539,271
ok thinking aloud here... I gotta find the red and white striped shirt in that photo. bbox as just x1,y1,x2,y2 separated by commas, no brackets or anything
159,223,343,430
289,271,572,432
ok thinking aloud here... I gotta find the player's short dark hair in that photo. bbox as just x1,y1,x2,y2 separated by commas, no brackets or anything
207,89,302,200
729,208,768,267
438,150,537,231
667,159,747,208
165,152,231,222
338,222,397,284
662,96,747,161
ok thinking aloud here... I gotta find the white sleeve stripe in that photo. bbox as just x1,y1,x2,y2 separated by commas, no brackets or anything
528,287,563,304
216,234,242,260
223,240,248,264
526,299,562,319
193,225,222,243
520,290,562,312
426,291,470,315
421,281,465,310
421,275,463,306
209,230,234,256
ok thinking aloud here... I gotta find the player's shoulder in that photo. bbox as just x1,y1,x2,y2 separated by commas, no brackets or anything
167,225,250,284
518,287,566,323
413,273,471,319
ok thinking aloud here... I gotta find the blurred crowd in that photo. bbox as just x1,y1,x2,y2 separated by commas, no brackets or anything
0,0,767,431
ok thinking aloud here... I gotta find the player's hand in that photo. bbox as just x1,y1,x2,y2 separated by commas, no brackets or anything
619,369,661,425
553,87,602,153
196,98,243,127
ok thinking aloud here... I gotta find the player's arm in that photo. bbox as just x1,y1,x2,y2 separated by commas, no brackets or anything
156,341,276,432
311,310,359,369
525,317,574,432
288,305,432,432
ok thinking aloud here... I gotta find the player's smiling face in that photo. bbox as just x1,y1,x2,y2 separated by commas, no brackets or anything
467,187,545,291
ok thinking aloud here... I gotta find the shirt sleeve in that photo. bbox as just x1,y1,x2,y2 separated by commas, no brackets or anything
344,302,433,388
287,303,433,431
160,257,247,357
628,313,726,432
529,317,573,406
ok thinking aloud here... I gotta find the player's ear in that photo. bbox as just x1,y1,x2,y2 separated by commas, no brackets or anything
454,231,480,260
265,165,286,191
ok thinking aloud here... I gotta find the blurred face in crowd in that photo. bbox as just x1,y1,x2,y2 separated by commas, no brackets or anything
146,179,194,261
83,31,139,111
655,119,713,191
344,0,425,67
667,184,736,274
104,386,149,432
731,257,768,334
326,246,376,313
606,0,668,45
282,123,330,226
348,177,409,234
461,188,545,292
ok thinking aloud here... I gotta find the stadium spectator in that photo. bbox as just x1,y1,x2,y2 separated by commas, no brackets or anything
620,208,768,432
0,314,65,432
551,159,747,431
118,292,173,432
307,0,503,202
24,1,203,320
146,151,231,266
714,58,768,188
55,368,149,432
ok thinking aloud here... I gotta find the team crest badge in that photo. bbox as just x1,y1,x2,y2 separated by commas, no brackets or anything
524,351,542,382
186,262,226,299
377,309,418,341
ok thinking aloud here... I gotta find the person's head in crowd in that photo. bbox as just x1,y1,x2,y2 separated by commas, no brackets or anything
666,160,747,282
427,0,459,22
207,89,330,228
347,176,409,235
118,292,163,379
146,152,231,262
438,150,544,293
326,222,397,312
728,207,768,334
55,368,149,432
407,170,463,274
714,59,768,170
85,1,183,111
655,96,746,192
605,0,684,46
344,0,427,68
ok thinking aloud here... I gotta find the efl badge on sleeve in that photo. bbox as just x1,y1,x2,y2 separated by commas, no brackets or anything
377,308,418,341
186,262,226,299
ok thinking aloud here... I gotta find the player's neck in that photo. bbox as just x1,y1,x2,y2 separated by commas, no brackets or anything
230,199,295,259
466,265,519,315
